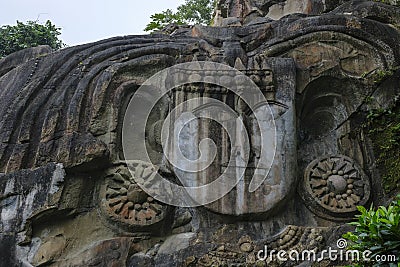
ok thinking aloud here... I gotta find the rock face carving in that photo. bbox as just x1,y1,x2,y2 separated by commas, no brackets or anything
99,164,168,229
301,155,371,221
212,0,349,25
0,0,399,266
193,225,325,266
162,56,297,216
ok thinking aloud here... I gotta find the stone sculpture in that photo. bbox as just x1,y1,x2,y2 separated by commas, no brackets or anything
0,0,400,266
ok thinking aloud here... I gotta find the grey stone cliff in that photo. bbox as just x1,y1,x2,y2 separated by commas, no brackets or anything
0,0,399,266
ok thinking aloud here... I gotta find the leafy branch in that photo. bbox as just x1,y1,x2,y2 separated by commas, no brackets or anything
0,20,64,58
144,0,216,32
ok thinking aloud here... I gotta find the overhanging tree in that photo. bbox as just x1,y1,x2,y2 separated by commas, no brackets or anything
0,20,64,58
145,0,216,32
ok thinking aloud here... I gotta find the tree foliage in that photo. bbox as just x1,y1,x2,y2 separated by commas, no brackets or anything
145,0,216,32
0,20,64,58
343,195,400,266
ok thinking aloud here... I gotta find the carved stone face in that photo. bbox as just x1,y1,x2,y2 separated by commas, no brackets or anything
173,57,297,216
1,1,399,265
130,56,297,216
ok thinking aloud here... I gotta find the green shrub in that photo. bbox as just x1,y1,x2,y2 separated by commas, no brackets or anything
144,0,216,32
343,195,400,266
0,20,64,58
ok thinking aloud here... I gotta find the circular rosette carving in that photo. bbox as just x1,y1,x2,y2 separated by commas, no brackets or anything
300,155,370,221
99,163,168,229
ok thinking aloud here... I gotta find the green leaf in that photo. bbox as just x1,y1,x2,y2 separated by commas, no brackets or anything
144,0,216,32
358,205,367,214
0,20,64,58
344,198,400,264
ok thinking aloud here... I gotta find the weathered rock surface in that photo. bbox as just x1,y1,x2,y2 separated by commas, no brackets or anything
0,0,399,266
0,45,52,77
0,163,64,266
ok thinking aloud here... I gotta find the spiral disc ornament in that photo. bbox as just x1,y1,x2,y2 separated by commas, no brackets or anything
300,155,371,220
99,163,167,229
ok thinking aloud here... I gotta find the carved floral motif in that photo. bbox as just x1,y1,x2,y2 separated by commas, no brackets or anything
301,155,371,219
100,164,167,227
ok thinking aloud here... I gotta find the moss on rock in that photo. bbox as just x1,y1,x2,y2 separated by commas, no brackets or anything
366,103,400,193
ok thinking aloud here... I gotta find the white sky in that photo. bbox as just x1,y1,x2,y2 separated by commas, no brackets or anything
1,0,184,46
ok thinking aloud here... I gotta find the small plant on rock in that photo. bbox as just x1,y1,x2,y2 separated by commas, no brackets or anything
343,195,400,266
